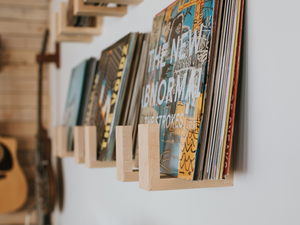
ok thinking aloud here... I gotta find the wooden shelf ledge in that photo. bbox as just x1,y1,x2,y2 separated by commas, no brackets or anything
84,0,143,5
74,126,85,164
58,2,103,36
138,124,234,191
116,126,139,182
84,126,116,168
54,13,93,43
74,0,127,17
53,126,74,158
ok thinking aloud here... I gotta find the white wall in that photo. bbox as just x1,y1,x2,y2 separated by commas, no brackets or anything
50,0,300,224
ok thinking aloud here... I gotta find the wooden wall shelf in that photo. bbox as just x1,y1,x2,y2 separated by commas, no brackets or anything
74,126,85,164
74,0,127,17
116,126,139,182
138,124,234,191
54,13,93,43
59,2,102,36
84,0,143,5
84,126,116,168
54,126,74,158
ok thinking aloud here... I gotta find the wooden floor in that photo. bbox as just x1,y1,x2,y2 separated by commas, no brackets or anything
0,0,49,224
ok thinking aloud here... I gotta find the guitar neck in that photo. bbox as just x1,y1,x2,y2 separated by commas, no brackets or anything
38,62,43,134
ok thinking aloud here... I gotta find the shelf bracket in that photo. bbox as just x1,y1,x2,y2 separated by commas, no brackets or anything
36,43,60,68
116,126,139,182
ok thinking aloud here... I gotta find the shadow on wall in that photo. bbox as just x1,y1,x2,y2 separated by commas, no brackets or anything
233,0,248,175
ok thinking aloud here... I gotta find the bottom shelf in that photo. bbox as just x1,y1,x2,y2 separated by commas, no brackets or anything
116,124,234,191
138,124,234,191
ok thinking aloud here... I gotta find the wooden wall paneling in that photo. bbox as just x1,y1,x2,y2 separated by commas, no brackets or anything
0,0,47,9
0,20,47,36
0,35,43,50
0,197,36,225
18,151,35,166
74,0,127,17
0,94,49,107
0,210,36,225
0,108,49,123
116,126,138,182
0,65,48,79
17,137,36,152
59,2,103,36
1,50,40,65
0,6,48,22
138,124,234,191
84,0,143,5
0,122,49,138
0,0,50,221
54,13,94,43
23,165,35,180
0,78,49,93
28,180,35,195
0,123,37,137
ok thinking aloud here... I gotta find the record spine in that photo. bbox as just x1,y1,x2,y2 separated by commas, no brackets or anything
223,0,244,177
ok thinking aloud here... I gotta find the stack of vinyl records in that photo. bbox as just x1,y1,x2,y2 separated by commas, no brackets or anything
63,32,150,162
62,0,244,181
138,0,244,180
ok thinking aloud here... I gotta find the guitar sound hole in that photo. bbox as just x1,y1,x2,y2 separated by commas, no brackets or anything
0,143,13,171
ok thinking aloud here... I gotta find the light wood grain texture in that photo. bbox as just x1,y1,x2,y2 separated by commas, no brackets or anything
116,126,138,182
0,65,48,79
74,126,85,164
0,136,28,214
0,94,49,107
17,151,35,166
54,13,93,43
0,6,48,22
84,0,143,5
0,0,47,9
59,2,102,36
0,1,50,221
0,78,49,93
74,0,127,17
0,122,48,138
0,196,36,225
0,210,36,225
0,35,43,50
1,50,38,65
23,166,35,180
0,108,49,122
138,124,234,191
28,181,35,195
56,126,74,158
17,138,36,152
0,20,47,36
84,126,116,168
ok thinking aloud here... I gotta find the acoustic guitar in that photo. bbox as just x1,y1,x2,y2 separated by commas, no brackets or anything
35,29,55,225
0,136,28,214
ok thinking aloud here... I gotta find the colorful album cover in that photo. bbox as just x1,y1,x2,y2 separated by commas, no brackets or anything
139,0,214,180
63,60,87,151
95,33,138,161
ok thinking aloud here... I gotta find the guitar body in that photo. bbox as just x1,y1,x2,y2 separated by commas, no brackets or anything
0,136,28,214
